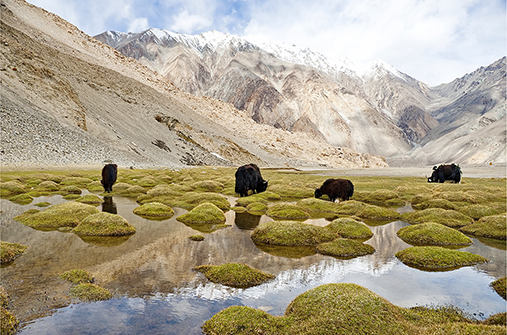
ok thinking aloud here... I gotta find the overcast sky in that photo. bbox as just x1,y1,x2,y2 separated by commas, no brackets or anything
28,0,506,86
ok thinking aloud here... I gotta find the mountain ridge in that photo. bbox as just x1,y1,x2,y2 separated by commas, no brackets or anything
95,27,506,165
0,0,389,169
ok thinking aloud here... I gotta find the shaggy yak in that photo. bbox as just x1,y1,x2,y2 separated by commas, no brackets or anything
315,178,354,202
101,163,118,192
427,164,462,183
234,163,268,197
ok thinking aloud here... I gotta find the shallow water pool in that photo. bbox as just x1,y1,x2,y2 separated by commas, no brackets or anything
1,194,505,335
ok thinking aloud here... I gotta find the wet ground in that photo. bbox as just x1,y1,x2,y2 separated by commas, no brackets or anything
1,188,506,335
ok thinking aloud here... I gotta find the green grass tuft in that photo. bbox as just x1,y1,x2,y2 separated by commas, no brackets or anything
395,246,489,270
60,269,93,284
1,241,28,264
491,277,506,300
73,212,136,236
325,217,373,239
397,222,472,246
70,283,112,301
14,202,100,229
133,202,175,219
316,238,375,258
459,214,506,240
251,220,337,247
267,203,310,220
194,263,275,288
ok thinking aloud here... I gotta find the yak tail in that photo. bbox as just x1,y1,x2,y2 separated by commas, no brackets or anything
348,181,354,198
235,172,245,194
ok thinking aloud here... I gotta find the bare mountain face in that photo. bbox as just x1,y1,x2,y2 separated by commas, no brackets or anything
405,57,506,165
95,29,506,165
0,0,388,169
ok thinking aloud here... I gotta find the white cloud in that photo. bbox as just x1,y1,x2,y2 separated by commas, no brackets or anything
128,17,150,33
26,0,505,85
169,10,212,33
241,0,506,85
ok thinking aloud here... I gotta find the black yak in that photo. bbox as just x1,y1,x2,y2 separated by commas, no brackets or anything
427,164,462,183
235,164,268,197
101,164,118,192
315,178,354,202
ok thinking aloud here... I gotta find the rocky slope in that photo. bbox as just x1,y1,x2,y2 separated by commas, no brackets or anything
95,28,506,165
0,0,387,169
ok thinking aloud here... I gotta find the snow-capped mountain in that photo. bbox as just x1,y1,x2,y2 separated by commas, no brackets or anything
95,28,506,164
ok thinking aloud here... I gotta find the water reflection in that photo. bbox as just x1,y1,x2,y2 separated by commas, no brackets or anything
102,196,117,214
234,212,262,230
1,196,505,335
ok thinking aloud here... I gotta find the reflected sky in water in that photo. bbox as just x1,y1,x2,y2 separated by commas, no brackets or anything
1,194,505,335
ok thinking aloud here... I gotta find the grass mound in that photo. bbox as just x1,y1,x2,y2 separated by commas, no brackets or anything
246,202,268,213
458,204,501,220
325,217,373,239
395,246,489,270
0,181,26,197
14,202,100,229
0,242,28,264
251,221,337,247
297,197,341,214
235,194,268,207
459,214,506,240
194,263,275,288
412,199,457,210
397,222,472,246
73,212,136,236
70,283,112,301
178,192,231,211
176,203,226,225
491,277,506,300
193,180,225,192
60,185,82,195
36,180,60,192
75,194,104,205
1,307,19,335
401,208,473,228
316,238,375,258
8,193,33,205
267,203,310,220
133,202,175,219
357,204,401,220
203,283,407,334
60,269,93,284
203,282,505,335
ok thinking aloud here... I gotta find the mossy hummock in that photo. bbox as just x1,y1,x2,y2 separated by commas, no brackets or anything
194,263,275,288
490,277,506,300
325,217,373,239
203,282,506,334
459,214,506,240
251,221,337,247
14,202,100,229
0,241,28,264
133,202,175,219
401,208,473,228
176,203,226,225
60,269,93,284
395,246,489,270
397,222,472,246
267,203,310,220
73,212,136,236
70,283,112,301
316,238,375,258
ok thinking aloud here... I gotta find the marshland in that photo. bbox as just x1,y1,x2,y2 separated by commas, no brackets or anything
1,166,506,334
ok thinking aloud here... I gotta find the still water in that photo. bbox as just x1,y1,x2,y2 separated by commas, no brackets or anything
1,194,505,335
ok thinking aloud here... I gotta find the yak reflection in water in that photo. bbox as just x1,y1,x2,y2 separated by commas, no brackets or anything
102,196,117,214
